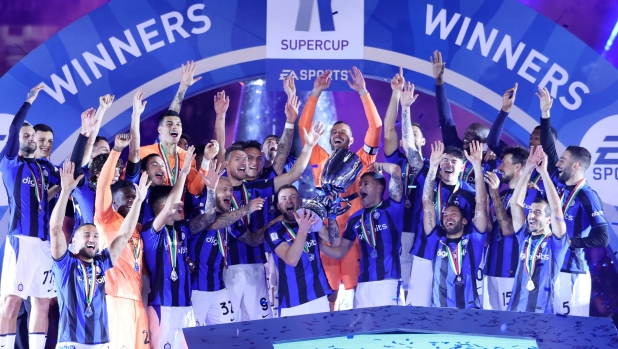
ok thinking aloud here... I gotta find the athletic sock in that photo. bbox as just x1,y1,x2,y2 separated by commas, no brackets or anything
29,332,46,349
4,333,16,349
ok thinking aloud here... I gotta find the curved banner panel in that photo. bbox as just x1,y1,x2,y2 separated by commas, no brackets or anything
0,0,616,256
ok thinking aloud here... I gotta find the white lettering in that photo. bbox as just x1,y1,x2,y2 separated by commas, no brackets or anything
559,81,589,111
161,11,191,44
538,63,569,98
425,4,461,39
466,22,499,57
454,17,471,46
70,59,92,86
41,64,78,104
491,34,526,70
82,43,117,79
517,49,548,83
187,4,211,35
109,29,142,65
136,19,165,52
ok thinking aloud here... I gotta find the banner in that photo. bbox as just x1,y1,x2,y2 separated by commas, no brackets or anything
0,0,616,262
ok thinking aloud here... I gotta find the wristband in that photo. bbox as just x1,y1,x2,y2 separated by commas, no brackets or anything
284,122,294,129
201,159,211,171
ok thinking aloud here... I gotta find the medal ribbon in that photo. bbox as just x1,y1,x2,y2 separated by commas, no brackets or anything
502,191,513,212
164,226,178,272
360,201,382,249
216,227,229,261
22,158,45,208
159,143,179,186
230,183,250,226
436,181,460,223
532,172,542,186
560,178,586,215
461,161,474,182
77,258,96,308
282,222,309,254
131,237,140,262
524,229,551,279
444,240,463,277
403,163,416,198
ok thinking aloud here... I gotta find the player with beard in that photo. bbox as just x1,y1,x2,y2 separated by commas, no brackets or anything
222,121,324,321
0,85,63,349
93,130,153,348
482,146,541,310
265,185,331,316
407,142,476,307
139,62,214,196
299,67,382,310
319,162,404,308
430,50,506,189
383,70,428,304
504,146,568,313
421,140,488,309
536,87,609,317
189,168,269,325
50,160,148,348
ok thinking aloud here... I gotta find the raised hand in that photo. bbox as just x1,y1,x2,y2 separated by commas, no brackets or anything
502,83,518,113
26,84,45,104
313,70,332,93
113,133,132,152
464,140,483,167
180,60,202,88
132,89,147,115
525,145,544,170
484,171,501,192
391,66,405,92
294,209,319,234
303,121,325,148
200,159,225,190
484,149,497,162
429,141,445,168
346,66,368,95
247,197,266,214
134,172,152,202
400,81,419,107
535,87,553,114
80,108,97,136
283,73,296,98
60,158,83,192
430,50,446,84
535,148,549,175
203,140,219,161
99,94,115,111
284,95,301,123
181,145,195,176
214,91,230,115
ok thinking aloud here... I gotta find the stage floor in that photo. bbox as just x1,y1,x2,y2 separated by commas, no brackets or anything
183,305,618,349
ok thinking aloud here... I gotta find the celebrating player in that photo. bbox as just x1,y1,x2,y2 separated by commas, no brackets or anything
421,140,489,309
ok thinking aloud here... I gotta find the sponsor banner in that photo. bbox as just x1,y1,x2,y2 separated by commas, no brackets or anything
266,59,362,91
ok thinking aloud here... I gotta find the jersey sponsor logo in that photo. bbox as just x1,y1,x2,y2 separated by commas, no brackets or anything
519,252,550,261
357,224,388,240
305,239,317,248
437,248,467,258
204,236,219,245
591,210,605,217
564,214,574,221
22,176,50,191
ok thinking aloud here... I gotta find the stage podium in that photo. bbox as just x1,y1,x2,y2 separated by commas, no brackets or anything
183,305,618,348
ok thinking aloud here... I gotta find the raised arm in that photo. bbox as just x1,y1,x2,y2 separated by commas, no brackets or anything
95,135,131,222
109,173,150,264
213,91,229,163
536,149,566,238
400,82,423,173
152,146,195,232
169,61,201,114
465,140,488,232
189,161,224,233
368,162,403,202
273,121,325,191
536,87,559,174
82,94,113,167
511,148,539,232
487,84,517,159
422,141,443,235
431,51,462,148
130,89,146,163
50,160,83,259
384,67,404,157
347,67,382,150
2,85,43,159
274,210,320,267
299,71,331,145
272,93,300,175
485,172,514,236
72,109,100,182
283,74,303,158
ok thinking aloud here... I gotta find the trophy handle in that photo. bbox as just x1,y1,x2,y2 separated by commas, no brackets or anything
332,193,359,216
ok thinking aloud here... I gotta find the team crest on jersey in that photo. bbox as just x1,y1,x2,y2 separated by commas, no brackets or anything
96,265,101,274
541,241,547,249
452,200,460,206
270,232,279,242
373,212,380,219
43,169,49,177
181,232,186,240
461,239,468,246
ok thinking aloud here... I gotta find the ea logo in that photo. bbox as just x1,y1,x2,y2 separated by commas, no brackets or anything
581,115,618,206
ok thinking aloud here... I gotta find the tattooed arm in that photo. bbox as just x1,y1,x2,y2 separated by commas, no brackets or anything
485,172,514,236
206,197,264,231
422,142,444,235
327,214,341,247
272,96,300,175
169,61,201,113
367,162,403,202
400,83,423,173
189,188,217,234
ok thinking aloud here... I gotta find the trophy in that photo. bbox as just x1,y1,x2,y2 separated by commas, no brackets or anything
298,148,364,231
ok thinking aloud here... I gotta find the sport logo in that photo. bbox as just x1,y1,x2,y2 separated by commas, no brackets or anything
581,116,618,206
295,0,336,32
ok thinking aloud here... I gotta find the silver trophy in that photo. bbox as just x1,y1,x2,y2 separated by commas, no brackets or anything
298,148,364,231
